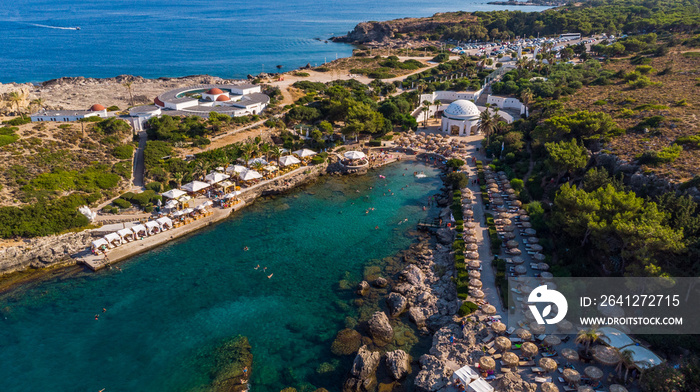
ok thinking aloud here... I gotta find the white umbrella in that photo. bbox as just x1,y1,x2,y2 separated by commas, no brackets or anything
239,169,263,181
181,181,210,193
226,164,247,174
223,190,243,199
247,157,268,166
263,165,278,172
279,155,301,167
293,148,317,157
162,189,187,199
164,199,178,209
204,172,230,184
344,150,366,160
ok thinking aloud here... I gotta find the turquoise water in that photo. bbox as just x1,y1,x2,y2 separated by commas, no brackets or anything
0,0,551,83
0,161,442,392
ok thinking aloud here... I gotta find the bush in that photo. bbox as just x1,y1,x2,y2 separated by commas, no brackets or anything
446,158,465,169
106,105,120,111
446,172,469,189
145,182,162,192
367,140,382,147
431,53,450,63
112,144,135,159
5,117,30,126
0,127,20,146
0,194,90,238
113,198,132,209
458,301,479,317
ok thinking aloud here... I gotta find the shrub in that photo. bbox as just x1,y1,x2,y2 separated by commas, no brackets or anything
367,140,382,147
446,172,469,189
113,198,132,209
0,127,20,146
637,144,683,166
145,182,162,192
5,117,30,126
431,53,450,63
458,301,479,317
106,105,120,111
446,158,465,169
112,144,134,159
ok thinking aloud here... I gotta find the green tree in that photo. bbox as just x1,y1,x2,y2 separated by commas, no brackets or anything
7,91,25,119
545,139,589,182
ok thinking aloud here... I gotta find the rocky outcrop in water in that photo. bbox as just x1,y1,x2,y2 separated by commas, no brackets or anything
357,280,370,296
205,335,253,392
332,329,363,356
344,345,381,392
368,311,394,346
384,349,411,380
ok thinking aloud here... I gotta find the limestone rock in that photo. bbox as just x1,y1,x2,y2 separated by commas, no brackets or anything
384,350,411,380
414,354,451,392
435,228,454,245
372,277,388,288
345,345,381,392
495,372,537,392
357,280,370,296
386,292,408,317
401,264,424,286
367,311,394,346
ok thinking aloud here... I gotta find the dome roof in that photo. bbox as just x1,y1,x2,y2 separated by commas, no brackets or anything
89,104,106,111
443,99,480,119
207,88,224,95
216,95,230,101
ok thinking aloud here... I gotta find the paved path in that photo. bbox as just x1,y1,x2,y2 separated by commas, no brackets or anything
132,131,147,191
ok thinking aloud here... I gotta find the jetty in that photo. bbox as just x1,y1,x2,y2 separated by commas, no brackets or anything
417,218,442,231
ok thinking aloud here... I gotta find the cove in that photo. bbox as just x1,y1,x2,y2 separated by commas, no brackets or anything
0,160,442,392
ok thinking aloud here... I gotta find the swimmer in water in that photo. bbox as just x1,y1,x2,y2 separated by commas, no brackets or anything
263,267,267,271
254,265,260,270
267,273,273,279
244,246,249,251
375,226,379,229
365,210,369,214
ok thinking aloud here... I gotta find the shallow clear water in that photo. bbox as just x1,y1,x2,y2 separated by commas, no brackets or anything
0,161,443,392
0,0,550,83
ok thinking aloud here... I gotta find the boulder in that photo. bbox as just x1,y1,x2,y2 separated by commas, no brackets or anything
368,311,394,346
401,264,424,286
331,329,363,356
372,277,388,288
357,280,370,296
386,292,408,317
495,372,538,392
435,228,454,245
414,354,451,392
344,345,381,392
384,350,411,380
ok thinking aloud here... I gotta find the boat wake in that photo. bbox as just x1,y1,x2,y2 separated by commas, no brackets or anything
28,23,80,30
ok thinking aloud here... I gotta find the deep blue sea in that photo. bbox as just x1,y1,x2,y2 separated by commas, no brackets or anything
0,162,443,392
0,0,550,83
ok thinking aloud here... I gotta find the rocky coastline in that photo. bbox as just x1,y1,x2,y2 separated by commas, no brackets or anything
338,171,470,392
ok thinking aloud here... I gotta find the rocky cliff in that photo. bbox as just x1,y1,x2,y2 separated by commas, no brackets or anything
0,231,93,275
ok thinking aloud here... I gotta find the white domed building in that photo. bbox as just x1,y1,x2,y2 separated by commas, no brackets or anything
441,99,481,136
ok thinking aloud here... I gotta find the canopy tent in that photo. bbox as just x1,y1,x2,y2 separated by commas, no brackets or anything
204,172,230,184
344,150,366,160
162,189,187,199
226,164,247,174
279,155,301,167
239,169,263,181
104,232,122,247
622,345,663,370
131,224,147,237
467,378,494,392
263,165,278,172
156,217,173,230
145,221,161,235
164,199,179,209
117,228,135,241
599,327,635,349
196,200,213,210
453,365,479,385
181,181,210,193
293,148,317,157
91,238,109,250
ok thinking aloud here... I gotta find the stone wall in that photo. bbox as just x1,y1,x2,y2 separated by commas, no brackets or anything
0,231,93,275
